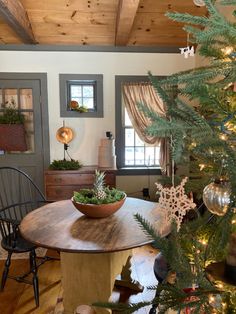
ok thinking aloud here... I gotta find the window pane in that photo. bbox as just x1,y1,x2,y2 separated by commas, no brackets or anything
155,147,160,164
71,97,82,105
135,147,144,165
135,133,144,146
4,89,18,108
71,85,82,97
125,128,134,146
125,147,134,165
145,147,155,165
82,98,94,109
20,89,33,109
125,109,132,126
82,85,94,97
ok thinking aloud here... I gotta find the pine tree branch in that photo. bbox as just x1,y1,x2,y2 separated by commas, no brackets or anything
160,62,233,86
148,72,173,108
165,12,208,26
134,213,169,250
204,0,223,17
92,301,153,313
220,0,236,4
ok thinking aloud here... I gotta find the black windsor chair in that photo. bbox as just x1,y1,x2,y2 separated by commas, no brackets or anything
0,166,51,307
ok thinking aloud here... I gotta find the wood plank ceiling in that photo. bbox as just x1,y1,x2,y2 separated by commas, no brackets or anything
0,0,207,47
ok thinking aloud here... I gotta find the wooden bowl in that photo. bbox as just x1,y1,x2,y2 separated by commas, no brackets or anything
71,194,126,218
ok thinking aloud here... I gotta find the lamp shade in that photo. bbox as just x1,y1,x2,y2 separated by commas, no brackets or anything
56,127,73,144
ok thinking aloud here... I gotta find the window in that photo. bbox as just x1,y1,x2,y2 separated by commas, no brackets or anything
124,109,160,166
69,82,95,110
60,74,103,117
115,76,163,174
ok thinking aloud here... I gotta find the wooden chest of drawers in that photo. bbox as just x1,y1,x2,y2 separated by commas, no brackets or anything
44,166,116,201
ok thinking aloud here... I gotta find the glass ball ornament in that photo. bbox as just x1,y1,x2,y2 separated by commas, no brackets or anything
154,252,168,282
203,180,231,216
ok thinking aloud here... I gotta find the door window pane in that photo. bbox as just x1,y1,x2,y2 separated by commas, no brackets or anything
0,87,35,154
4,89,18,108
20,89,33,109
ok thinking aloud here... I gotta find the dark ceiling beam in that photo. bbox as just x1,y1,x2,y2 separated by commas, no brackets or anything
0,0,36,44
115,0,140,46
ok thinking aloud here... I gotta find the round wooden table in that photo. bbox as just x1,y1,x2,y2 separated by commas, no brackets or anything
20,198,165,314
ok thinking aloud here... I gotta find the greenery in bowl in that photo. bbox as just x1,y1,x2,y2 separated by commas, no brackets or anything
73,170,125,205
73,187,125,205
49,159,83,170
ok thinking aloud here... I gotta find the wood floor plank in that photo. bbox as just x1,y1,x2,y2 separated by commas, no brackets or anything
0,260,29,314
0,246,158,314
13,260,61,314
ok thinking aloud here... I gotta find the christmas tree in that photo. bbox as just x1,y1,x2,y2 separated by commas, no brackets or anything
95,0,236,313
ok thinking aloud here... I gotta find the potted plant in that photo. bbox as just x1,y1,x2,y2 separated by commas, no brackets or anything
72,170,126,218
0,100,27,151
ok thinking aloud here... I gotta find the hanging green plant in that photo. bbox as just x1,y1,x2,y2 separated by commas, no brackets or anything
0,99,24,124
0,99,27,151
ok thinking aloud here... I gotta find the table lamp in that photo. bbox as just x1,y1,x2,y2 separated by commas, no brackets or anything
56,121,74,160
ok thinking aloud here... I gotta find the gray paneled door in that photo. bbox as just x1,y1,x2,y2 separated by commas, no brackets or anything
0,73,50,192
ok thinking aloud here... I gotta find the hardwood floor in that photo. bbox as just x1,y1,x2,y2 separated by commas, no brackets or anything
0,246,158,314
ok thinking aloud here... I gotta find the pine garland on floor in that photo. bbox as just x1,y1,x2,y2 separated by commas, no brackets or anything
95,1,236,313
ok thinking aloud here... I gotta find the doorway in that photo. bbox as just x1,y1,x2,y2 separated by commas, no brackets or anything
0,73,49,192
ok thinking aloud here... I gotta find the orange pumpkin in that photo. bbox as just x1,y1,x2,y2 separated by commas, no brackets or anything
70,100,79,109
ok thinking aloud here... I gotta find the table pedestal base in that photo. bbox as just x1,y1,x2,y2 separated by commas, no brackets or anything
61,250,131,314
115,255,144,292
